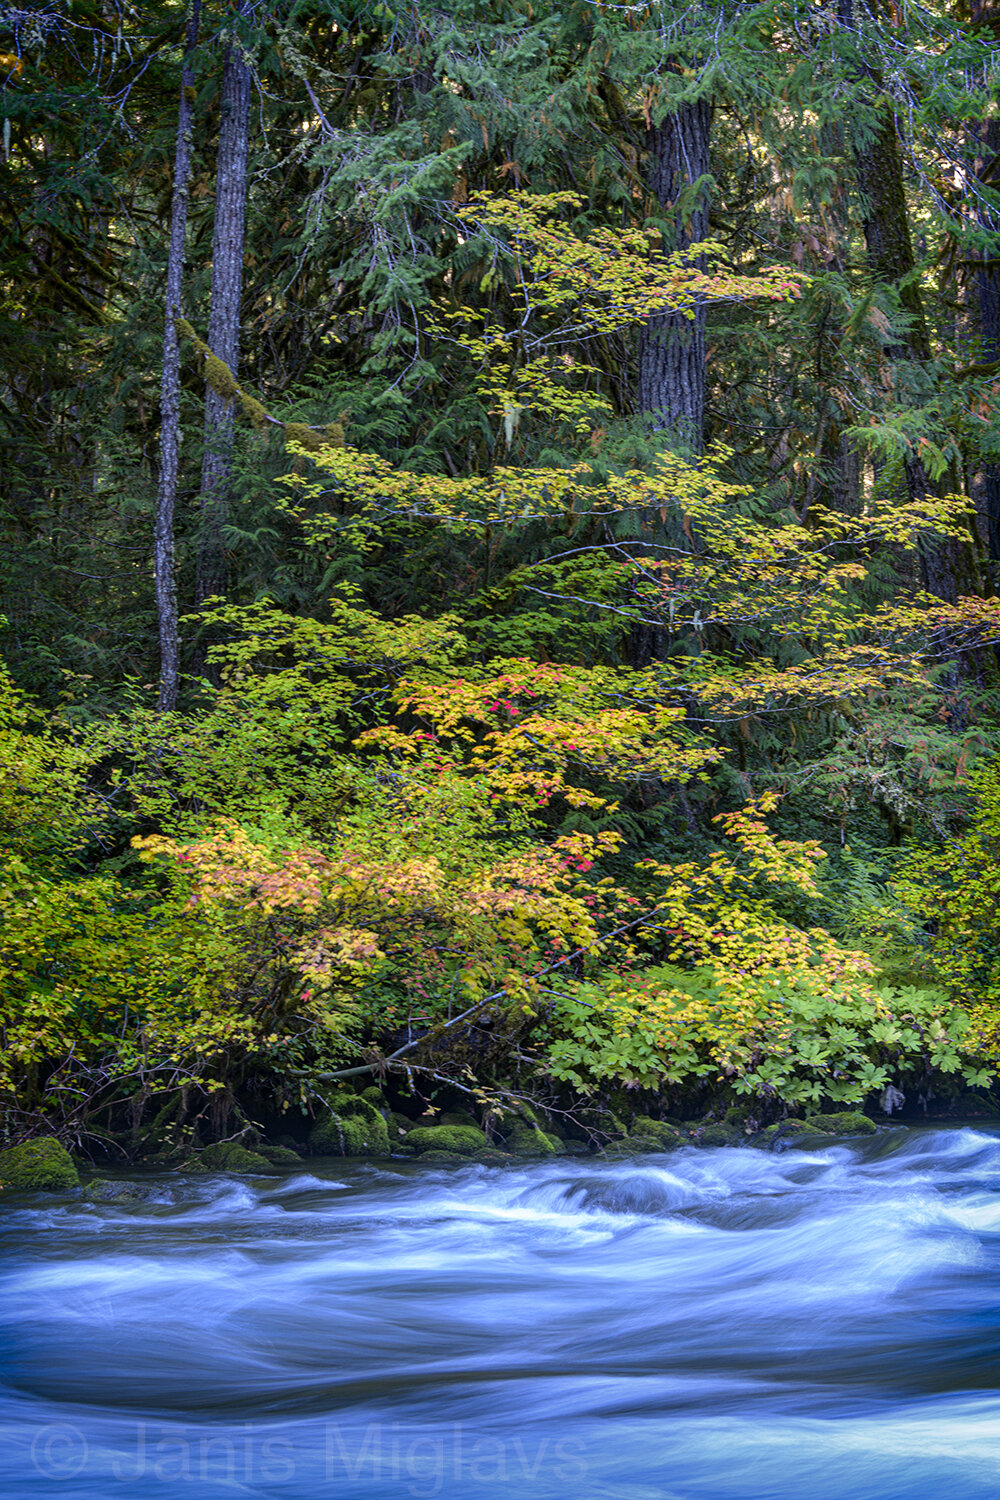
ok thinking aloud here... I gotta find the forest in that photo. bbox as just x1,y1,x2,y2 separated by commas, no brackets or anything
3,0,1000,1170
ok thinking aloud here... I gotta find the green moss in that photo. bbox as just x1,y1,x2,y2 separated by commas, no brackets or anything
573,1108,627,1142
693,1123,742,1148
474,1148,514,1166
0,1138,79,1192
308,1098,391,1157
440,1110,479,1129
404,1125,487,1156
284,421,327,453
196,1142,275,1172
604,1138,655,1158
256,1144,301,1166
808,1111,877,1136
628,1119,685,1150
237,391,270,432
418,1150,469,1164
505,1120,564,1156
83,1180,162,1205
752,1120,829,1150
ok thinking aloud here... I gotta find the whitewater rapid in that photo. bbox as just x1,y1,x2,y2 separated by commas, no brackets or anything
2,1127,1000,1497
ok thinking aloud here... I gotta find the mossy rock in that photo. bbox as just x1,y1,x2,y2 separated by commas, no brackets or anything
0,1138,79,1192
604,1138,655,1158
256,1144,302,1166
807,1111,877,1136
572,1108,628,1142
440,1110,479,1130
505,1120,564,1156
83,1180,167,1206
308,1110,390,1157
692,1123,743,1148
474,1148,514,1167
403,1125,487,1157
628,1119,685,1150
360,1086,386,1109
419,1150,471,1164
337,1093,385,1127
195,1142,276,1173
752,1120,830,1151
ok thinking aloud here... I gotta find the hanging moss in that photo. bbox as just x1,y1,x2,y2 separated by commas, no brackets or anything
203,352,240,401
176,319,339,448
283,422,328,453
237,391,270,431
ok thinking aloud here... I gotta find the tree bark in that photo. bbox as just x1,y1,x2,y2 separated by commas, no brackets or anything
196,4,252,608
638,97,712,450
838,0,977,604
155,0,201,712
976,128,1000,568
969,1,1000,569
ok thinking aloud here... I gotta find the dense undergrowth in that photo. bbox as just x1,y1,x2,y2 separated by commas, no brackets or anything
4,470,1000,1162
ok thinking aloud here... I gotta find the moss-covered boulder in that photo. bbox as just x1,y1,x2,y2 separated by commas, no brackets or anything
83,1180,168,1205
807,1111,877,1136
0,1138,79,1192
256,1144,302,1166
693,1122,743,1148
752,1119,830,1151
193,1142,276,1173
504,1120,565,1156
439,1109,479,1130
571,1107,628,1143
475,1148,514,1167
604,1138,655,1158
628,1119,686,1150
403,1125,487,1157
308,1094,391,1157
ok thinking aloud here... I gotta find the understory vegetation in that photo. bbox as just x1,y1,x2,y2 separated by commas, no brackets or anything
3,1,1000,1165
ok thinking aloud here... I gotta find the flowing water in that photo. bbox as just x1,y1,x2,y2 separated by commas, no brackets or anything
3,1127,1000,1499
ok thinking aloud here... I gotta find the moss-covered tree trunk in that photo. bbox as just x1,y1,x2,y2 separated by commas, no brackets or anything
196,5,251,608
156,0,201,711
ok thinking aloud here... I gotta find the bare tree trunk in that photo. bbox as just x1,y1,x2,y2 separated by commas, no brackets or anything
155,0,201,712
196,4,251,608
638,96,712,450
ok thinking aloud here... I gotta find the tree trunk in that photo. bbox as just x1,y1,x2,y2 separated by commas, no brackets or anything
196,5,251,608
976,129,1000,569
838,0,978,605
155,0,201,712
638,97,712,450
969,2,1000,570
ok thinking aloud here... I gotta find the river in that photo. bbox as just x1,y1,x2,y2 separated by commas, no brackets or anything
2,1126,1000,1498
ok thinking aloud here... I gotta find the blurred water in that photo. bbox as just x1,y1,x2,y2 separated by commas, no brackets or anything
2,1127,1000,1498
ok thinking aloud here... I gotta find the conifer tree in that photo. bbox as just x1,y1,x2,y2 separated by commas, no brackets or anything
197,1,253,608
157,0,202,711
